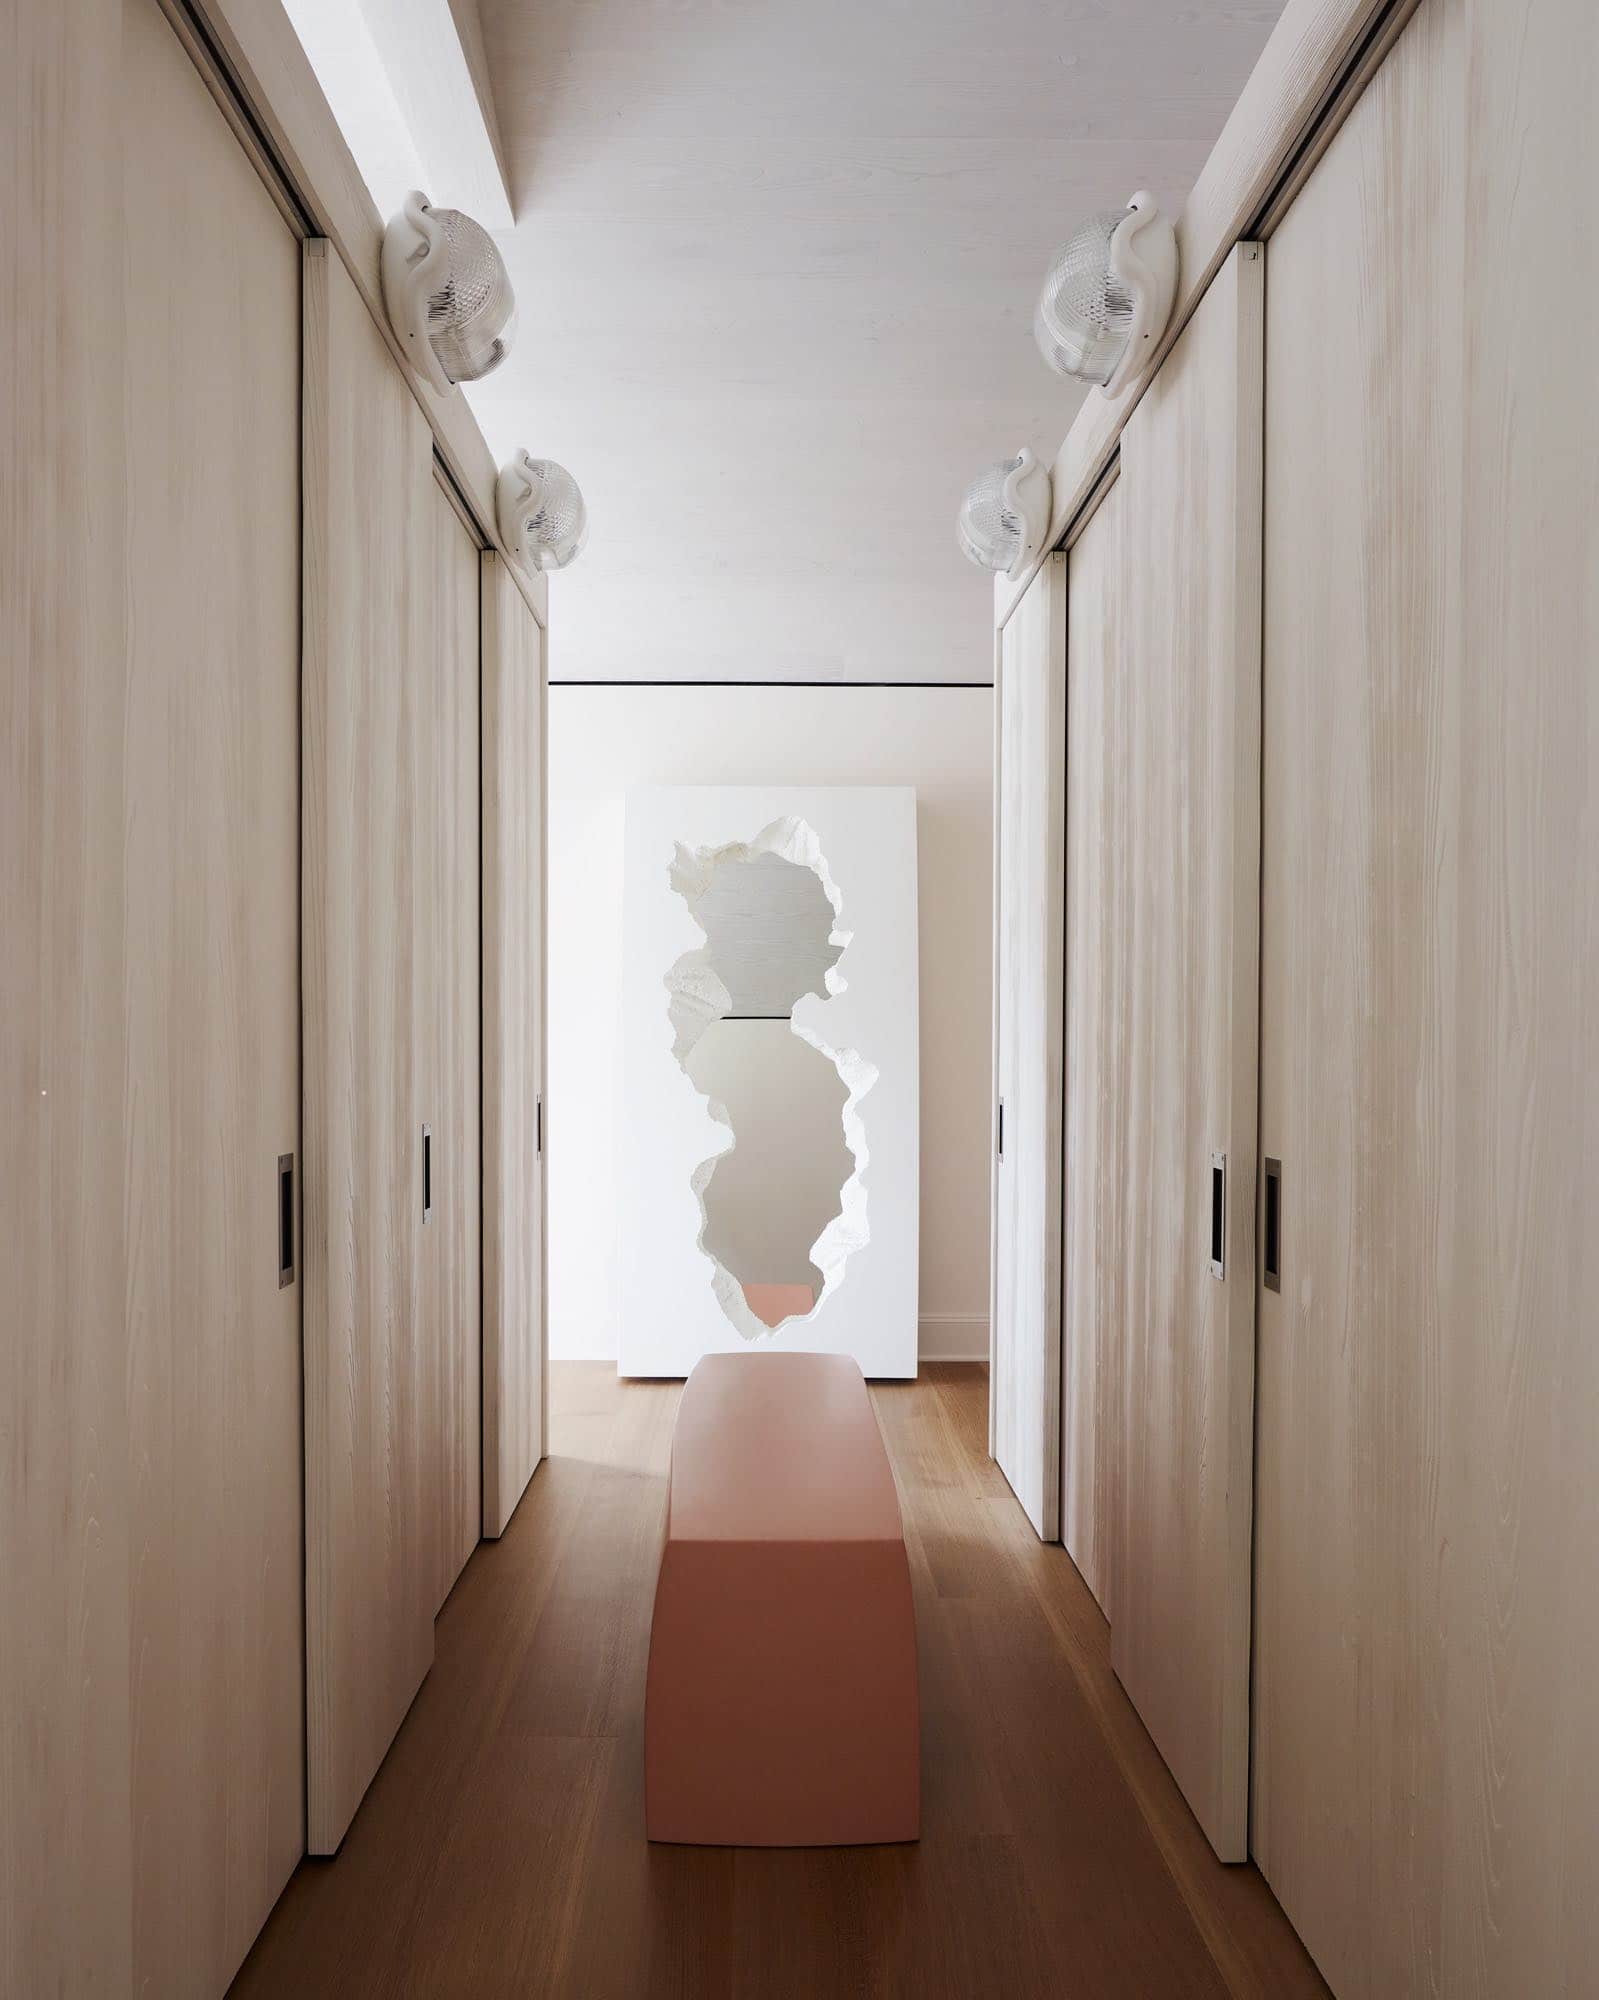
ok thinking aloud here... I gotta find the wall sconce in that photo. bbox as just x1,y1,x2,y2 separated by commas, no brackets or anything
381,189,517,394
1034,190,1177,396
957,447,1052,579
496,449,588,572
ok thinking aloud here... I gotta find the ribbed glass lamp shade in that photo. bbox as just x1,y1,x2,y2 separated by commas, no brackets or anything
518,458,588,571
1034,210,1136,386
425,207,517,385
958,456,1026,574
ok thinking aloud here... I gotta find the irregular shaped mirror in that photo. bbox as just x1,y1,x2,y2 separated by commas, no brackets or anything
665,820,870,1335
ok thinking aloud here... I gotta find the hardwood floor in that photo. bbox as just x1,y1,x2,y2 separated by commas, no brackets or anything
230,1363,1326,1998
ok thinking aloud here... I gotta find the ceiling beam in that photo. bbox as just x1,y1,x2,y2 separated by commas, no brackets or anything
283,0,514,229
358,0,514,228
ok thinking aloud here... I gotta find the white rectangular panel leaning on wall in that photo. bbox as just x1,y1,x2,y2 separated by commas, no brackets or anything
618,785,918,1379
547,686,991,1365
481,553,547,1535
992,555,1067,1542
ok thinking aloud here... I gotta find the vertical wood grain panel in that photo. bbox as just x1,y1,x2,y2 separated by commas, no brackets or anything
1254,0,1599,1990
6,0,529,1977
481,553,547,1536
1,1,133,1988
1061,482,1128,1611
122,3,305,1986
426,478,483,1598
1446,2,1599,1981
1111,246,1262,1863
1254,17,1465,1962
5,3,308,1988
992,554,1066,1541
302,237,436,1855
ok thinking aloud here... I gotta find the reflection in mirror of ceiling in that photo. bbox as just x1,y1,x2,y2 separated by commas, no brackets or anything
689,850,842,1020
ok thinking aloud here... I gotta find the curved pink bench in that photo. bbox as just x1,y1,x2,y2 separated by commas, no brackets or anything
644,1352,920,1846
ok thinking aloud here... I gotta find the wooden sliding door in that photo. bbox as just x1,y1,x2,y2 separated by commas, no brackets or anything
123,6,307,1982
1110,245,1262,1862
482,553,548,1536
302,239,437,1855
1253,0,1599,1990
1060,482,1129,1611
426,473,483,1600
3,5,132,1983
992,553,1066,1540
5,2,305,1988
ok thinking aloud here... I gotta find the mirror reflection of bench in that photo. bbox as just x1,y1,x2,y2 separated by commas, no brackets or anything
644,1352,921,1846
740,1281,815,1328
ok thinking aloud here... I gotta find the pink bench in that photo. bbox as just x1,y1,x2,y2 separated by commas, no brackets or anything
644,1352,920,1846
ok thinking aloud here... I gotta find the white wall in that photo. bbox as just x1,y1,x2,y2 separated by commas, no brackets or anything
548,684,992,1362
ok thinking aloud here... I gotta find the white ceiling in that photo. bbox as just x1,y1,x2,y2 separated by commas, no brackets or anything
462,0,1285,683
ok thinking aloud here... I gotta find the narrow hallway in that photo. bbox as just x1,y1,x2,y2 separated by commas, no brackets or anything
231,1367,1324,1998
11,3,1597,1994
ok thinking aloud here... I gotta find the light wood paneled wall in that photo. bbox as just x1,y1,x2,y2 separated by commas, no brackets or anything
123,5,306,1986
6,0,545,1979
426,476,484,1599
991,553,1066,1541
1060,482,1128,1613
482,552,548,1535
3,2,134,1987
302,238,437,1856
1110,246,1262,1864
1253,0,1599,1992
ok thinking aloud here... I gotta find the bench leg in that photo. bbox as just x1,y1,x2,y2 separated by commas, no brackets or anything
645,1538,920,1847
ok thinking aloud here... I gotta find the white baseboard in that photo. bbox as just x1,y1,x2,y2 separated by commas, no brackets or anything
548,1317,618,1362
918,1314,989,1363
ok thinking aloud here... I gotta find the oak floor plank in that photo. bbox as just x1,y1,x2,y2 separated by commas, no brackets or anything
231,1362,1323,1999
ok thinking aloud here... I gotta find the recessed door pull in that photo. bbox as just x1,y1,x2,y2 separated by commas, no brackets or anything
997,1097,1005,1162
278,1152,295,1289
422,1124,432,1224
1209,1150,1226,1278
1263,1156,1282,1292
